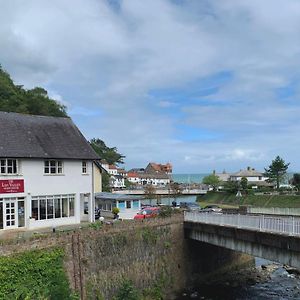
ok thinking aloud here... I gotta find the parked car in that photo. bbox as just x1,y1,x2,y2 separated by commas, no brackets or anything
201,205,222,213
134,207,160,219
179,202,200,211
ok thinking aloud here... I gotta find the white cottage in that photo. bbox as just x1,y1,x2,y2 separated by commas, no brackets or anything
229,167,268,183
0,111,100,231
95,192,141,219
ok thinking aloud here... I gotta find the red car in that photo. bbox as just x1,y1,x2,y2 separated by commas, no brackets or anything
134,207,160,219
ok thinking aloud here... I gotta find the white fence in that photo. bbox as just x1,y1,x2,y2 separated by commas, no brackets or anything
248,207,300,216
184,211,300,236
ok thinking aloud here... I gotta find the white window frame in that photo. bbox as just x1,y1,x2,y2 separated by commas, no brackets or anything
82,161,88,174
31,194,75,220
0,159,18,175
44,160,63,175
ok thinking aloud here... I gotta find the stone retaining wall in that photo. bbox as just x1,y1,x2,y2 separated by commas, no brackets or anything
0,215,252,299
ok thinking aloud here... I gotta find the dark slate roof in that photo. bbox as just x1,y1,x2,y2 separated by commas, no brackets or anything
0,111,100,160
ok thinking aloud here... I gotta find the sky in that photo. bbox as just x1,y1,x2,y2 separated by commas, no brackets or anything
1,0,300,173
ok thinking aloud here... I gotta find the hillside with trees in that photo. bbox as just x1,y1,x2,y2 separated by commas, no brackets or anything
0,65,67,117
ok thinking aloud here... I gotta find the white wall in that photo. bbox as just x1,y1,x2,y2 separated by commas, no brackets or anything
0,159,94,229
231,176,268,182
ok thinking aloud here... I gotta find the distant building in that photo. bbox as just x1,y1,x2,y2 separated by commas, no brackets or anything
127,162,171,186
95,192,141,219
110,175,125,189
214,170,231,182
229,167,268,184
145,162,172,174
0,112,101,231
214,166,270,187
117,168,127,177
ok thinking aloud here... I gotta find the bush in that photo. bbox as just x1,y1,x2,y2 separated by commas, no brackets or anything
0,248,73,300
112,207,120,215
158,206,173,218
89,221,103,230
114,279,140,300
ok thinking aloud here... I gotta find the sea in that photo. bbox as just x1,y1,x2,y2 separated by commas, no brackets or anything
172,173,209,184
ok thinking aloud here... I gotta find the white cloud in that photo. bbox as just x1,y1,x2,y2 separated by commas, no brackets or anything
1,0,300,172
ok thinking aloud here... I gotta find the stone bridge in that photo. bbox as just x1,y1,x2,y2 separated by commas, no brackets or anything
184,211,300,269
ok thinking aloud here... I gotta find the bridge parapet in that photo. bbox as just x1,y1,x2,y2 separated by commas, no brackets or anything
184,211,300,236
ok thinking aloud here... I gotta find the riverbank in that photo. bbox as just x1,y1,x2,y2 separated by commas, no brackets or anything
176,258,300,300
197,191,300,208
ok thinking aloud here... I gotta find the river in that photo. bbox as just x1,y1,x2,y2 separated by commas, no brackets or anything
141,195,197,206
175,258,300,300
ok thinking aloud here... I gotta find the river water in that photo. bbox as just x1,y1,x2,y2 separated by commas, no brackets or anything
176,258,300,300
141,195,197,206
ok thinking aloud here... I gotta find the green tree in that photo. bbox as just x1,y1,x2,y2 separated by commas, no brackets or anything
202,174,221,191
90,138,125,165
102,172,111,192
124,179,133,188
0,65,67,117
264,156,290,190
291,173,300,190
240,177,248,191
224,180,239,193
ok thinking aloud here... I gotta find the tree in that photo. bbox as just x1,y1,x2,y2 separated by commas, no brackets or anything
102,172,111,192
291,173,300,190
144,184,156,199
224,180,239,193
202,174,221,191
124,179,133,189
264,156,290,190
0,65,67,117
240,177,248,191
90,138,126,192
90,138,125,165
169,182,182,196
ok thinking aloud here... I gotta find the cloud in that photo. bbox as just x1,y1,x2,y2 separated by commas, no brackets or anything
1,0,300,172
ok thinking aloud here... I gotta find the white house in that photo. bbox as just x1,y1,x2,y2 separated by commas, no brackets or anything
0,112,101,231
110,175,125,189
127,172,170,186
229,167,268,183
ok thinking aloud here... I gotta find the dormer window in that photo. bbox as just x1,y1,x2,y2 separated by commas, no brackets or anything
0,159,18,175
82,161,88,174
44,160,63,174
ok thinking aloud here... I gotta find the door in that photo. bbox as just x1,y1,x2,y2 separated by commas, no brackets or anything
80,193,89,222
4,199,17,229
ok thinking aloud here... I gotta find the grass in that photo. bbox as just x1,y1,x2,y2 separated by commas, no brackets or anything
197,192,300,208
197,201,238,209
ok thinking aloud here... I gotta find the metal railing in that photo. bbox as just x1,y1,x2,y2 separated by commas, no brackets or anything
247,207,300,216
184,211,300,236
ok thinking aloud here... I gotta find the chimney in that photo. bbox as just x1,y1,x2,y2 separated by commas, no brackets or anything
247,166,251,171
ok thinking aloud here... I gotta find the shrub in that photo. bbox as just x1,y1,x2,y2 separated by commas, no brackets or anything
159,206,173,218
0,248,73,300
112,207,120,215
114,279,140,300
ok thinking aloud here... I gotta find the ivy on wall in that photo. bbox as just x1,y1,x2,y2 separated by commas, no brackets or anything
0,248,75,300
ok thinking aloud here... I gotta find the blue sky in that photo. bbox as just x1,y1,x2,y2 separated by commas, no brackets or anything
1,0,300,173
